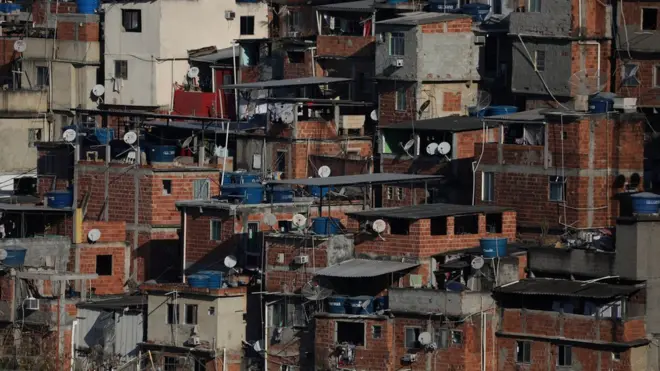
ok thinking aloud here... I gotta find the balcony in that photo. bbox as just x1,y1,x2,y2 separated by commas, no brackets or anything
0,90,48,113
388,288,494,316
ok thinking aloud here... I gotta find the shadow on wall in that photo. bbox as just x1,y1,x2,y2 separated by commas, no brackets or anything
185,233,244,276
136,238,181,283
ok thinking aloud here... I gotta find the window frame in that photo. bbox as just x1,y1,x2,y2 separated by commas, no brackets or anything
240,15,255,36
372,325,382,339
622,63,640,87
163,356,177,371
516,340,532,364
114,60,128,80
482,172,495,202
642,7,659,31
210,219,222,241
404,326,422,349
184,304,198,325
654,65,660,88
549,176,566,202
528,0,541,12
28,128,42,148
121,9,142,33
557,345,572,366
36,66,49,88
389,32,405,56
395,87,407,111
534,50,546,72
335,321,366,346
193,179,211,200
166,303,180,325
95,255,113,276
396,187,405,201
162,179,172,195
434,328,449,348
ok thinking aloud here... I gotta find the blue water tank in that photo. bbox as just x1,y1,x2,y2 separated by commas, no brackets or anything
0,4,8,13
222,184,239,198
45,191,73,208
428,0,460,11
236,173,260,184
327,295,348,314
310,186,331,198
267,186,294,203
480,237,508,258
588,98,613,113
76,0,99,14
222,172,234,185
94,128,115,145
148,145,177,163
487,105,519,116
198,270,224,289
312,217,340,235
373,296,389,311
387,0,408,3
237,184,264,204
461,3,491,22
2,247,26,267
7,4,20,12
631,192,660,215
347,296,374,315
188,275,209,288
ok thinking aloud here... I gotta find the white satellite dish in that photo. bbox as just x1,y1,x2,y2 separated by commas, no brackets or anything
0,249,8,260
252,340,265,353
187,67,200,79
62,129,77,142
426,142,439,155
214,145,226,158
123,131,138,145
403,139,415,151
181,136,194,149
370,109,378,121
224,255,237,269
438,142,451,155
87,228,102,242
263,213,277,227
318,165,331,178
372,219,387,233
13,39,26,53
292,214,307,228
418,332,432,346
471,256,485,270
281,110,294,125
91,84,105,97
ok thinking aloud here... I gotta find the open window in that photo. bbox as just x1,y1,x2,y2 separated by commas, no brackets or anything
503,124,544,145
642,8,658,31
485,213,502,233
336,321,365,346
389,219,409,235
454,215,479,234
430,217,448,235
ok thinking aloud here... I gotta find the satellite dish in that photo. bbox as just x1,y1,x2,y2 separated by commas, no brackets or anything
263,213,277,227
318,166,331,178
91,84,105,97
438,142,451,155
181,136,194,149
252,340,265,353
224,255,237,269
62,129,77,142
403,139,415,151
372,219,387,233
301,279,333,301
281,110,294,125
370,109,378,121
426,142,439,155
87,228,102,242
187,67,200,79
292,214,307,228
0,249,7,260
418,100,431,117
468,90,492,111
418,332,432,346
214,145,226,158
471,256,485,270
13,39,26,53
569,68,605,95
123,131,137,145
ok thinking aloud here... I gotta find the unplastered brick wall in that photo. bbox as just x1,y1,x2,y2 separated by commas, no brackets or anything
78,242,128,295
57,22,100,42
570,41,612,95
82,221,126,243
272,139,372,179
316,36,376,58
265,238,329,292
378,82,416,127
420,17,472,34
127,229,179,283
615,57,660,106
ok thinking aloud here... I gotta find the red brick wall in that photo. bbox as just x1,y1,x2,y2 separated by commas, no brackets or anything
82,221,126,243
265,238,328,292
570,41,612,96
32,0,78,24
56,22,100,42
78,243,128,295
316,36,375,58
379,82,416,127
442,91,462,111
420,18,472,34
615,57,660,107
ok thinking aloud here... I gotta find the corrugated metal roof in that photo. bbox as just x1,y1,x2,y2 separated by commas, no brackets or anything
493,279,641,299
222,77,352,90
377,12,470,26
483,108,546,123
315,258,418,277
190,46,235,64
77,295,146,310
382,115,495,132
317,0,374,12
266,173,443,187
347,203,513,220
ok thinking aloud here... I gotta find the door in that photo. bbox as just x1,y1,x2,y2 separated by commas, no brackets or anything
245,222,262,267
215,68,236,120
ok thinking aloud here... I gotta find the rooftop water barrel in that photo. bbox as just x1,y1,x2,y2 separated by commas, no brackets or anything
480,237,508,258
188,274,209,288
267,185,294,203
222,172,234,185
0,4,8,13
6,4,20,12
310,185,331,198
237,183,264,204
94,128,115,145
373,296,389,311
45,190,73,208
631,192,660,214
236,173,260,184
76,0,99,14
327,295,348,314
588,97,613,113
148,145,177,163
312,217,340,235
429,0,460,12
2,247,26,267
487,105,518,116
198,270,224,289
347,296,374,315
222,184,239,197
387,0,408,3
461,3,491,22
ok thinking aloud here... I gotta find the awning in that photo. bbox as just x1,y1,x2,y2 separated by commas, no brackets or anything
266,173,443,187
493,279,642,299
222,77,352,90
483,108,546,123
317,0,374,12
315,258,418,278
190,46,235,64
382,115,494,133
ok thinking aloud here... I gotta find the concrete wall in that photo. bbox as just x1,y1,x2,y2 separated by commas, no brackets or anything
419,82,477,118
528,247,616,277
375,24,417,80
389,288,494,315
508,0,572,37
0,117,48,175
0,236,70,270
511,39,572,96
418,31,477,82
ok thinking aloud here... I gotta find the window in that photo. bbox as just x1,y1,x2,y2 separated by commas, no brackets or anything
389,219,409,235
386,186,393,200
482,172,494,202
208,306,215,315
167,304,179,324
122,9,141,32
389,32,405,56
114,60,128,79
288,12,301,34
430,217,448,235
534,50,546,72
184,304,198,325
163,356,177,371
549,176,566,202
434,328,449,348
405,327,421,349
451,330,463,345
240,16,255,35
210,220,222,241
95,255,112,276
528,0,541,12
28,128,42,147
612,352,621,361
194,359,207,371
276,150,287,173
516,341,531,363
557,345,572,366
162,179,172,195
395,87,407,111
287,51,305,64
372,325,382,339
642,8,658,30
622,63,640,87
36,66,49,87
270,302,306,328
193,179,210,200
336,322,365,345
396,187,405,201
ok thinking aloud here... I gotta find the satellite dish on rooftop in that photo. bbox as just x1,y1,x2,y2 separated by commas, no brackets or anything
62,129,77,143
372,219,387,234
403,139,415,151
569,68,605,95
418,332,433,346
187,67,200,79
91,84,105,97
0,249,8,260
252,340,265,353
292,214,307,228
123,131,137,145
87,228,101,242
438,142,451,155
318,165,331,178
301,278,333,301
426,142,439,155
13,39,26,53
370,109,378,122
471,256,485,270
224,255,237,269
263,213,277,227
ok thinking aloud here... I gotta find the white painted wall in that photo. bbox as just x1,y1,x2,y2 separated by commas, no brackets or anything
103,0,268,108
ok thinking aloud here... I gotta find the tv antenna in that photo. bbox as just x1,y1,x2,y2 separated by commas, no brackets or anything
301,278,333,301
400,138,417,157
13,39,26,53
426,142,438,155
318,165,331,178
181,136,196,154
370,109,378,122
418,99,431,118
569,68,605,96
123,131,137,145
471,256,485,270
0,249,7,261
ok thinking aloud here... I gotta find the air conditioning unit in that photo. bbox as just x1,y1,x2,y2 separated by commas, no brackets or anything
25,297,39,311
401,353,417,363
392,58,404,68
475,35,486,44
293,255,309,264
188,336,201,346
225,10,236,20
